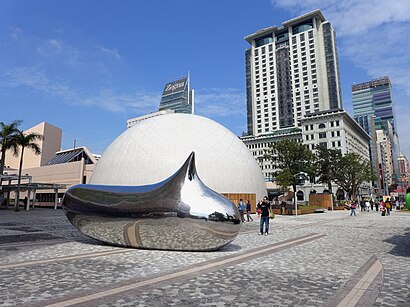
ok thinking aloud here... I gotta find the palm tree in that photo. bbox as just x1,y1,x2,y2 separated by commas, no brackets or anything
0,120,22,176
14,130,43,211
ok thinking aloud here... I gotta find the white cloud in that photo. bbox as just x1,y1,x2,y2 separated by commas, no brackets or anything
97,46,121,60
2,66,159,115
10,27,23,41
272,0,410,36
195,88,246,117
394,102,410,155
48,39,63,50
2,66,247,134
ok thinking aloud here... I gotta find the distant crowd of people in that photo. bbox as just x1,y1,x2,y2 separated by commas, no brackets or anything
346,197,403,216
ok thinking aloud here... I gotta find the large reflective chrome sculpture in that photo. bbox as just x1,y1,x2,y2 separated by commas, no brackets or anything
62,152,241,251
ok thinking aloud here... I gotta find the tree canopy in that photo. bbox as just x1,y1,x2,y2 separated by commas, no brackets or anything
314,144,342,194
265,139,315,190
264,140,373,200
14,130,43,211
0,120,22,176
332,152,374,200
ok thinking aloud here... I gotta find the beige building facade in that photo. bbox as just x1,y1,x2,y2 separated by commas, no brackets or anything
1,122,97,207
5,122,62,170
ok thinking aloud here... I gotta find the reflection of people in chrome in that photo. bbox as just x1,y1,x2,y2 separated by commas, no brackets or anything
258,197,271,235
246,200,253,222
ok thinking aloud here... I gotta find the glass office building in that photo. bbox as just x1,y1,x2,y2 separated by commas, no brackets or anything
352,76,396,133
353,76,400,188
159,76,194,114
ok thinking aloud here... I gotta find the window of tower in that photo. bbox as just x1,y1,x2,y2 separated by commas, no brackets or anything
293,21,313,35
256,36,273,47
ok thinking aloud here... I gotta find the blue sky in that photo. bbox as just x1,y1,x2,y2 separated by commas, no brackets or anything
1,0,409,158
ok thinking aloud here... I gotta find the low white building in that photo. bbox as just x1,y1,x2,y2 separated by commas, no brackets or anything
241,109,373,201
298,109,372,200
300,109,370,159
240,127,302,181
126,110,175,129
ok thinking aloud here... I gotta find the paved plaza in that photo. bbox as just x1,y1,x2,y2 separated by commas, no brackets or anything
0,207,409,307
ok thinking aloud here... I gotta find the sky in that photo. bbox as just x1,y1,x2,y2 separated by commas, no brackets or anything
1,0,409,158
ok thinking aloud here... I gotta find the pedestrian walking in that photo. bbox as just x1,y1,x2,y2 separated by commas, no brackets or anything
365,200,370,212
258,197,271,235
370,199,374,211
246,200,253,222
238,199,246,223
350,201,357,216
385,198,392,216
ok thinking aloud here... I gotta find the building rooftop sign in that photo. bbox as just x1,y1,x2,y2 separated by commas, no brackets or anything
162,77,187,96
352,76,391,92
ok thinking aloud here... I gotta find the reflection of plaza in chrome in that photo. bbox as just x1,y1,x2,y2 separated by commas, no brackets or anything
62,152,241,251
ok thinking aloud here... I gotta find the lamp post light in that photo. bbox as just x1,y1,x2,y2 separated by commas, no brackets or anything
293,172,307,217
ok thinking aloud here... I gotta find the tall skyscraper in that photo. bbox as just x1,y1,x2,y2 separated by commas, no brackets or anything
352,76,396,133
352,76,400,189
159,75,194,114
244,10,342,136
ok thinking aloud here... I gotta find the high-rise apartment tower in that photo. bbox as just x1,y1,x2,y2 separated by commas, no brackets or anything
244,10,342,136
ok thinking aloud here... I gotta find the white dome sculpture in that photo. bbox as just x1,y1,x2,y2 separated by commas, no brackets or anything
91,113,267,201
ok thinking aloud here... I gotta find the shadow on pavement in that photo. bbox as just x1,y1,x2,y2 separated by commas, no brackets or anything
217,243,242,252
384,227,410,257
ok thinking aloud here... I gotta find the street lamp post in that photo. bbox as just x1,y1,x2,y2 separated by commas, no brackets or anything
293,172,307,217
293,175,298,217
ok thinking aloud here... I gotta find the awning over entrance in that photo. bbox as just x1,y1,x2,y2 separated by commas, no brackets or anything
1,182,68,210
1,183,67,192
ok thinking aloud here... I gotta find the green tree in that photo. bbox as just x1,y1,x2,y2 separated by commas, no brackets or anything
14,130,43,211
332,153,374,200
315,144,342,195
0,120,21,176
265,139,315,197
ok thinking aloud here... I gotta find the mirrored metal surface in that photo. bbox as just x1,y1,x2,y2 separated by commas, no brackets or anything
62,152,241,251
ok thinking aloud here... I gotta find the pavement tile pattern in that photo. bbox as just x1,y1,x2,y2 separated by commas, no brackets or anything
0,207,409,306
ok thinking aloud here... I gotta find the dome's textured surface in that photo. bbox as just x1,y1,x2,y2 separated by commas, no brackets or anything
91,114,266,200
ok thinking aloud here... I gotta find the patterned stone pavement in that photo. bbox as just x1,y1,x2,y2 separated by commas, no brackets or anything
0,207,409,306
